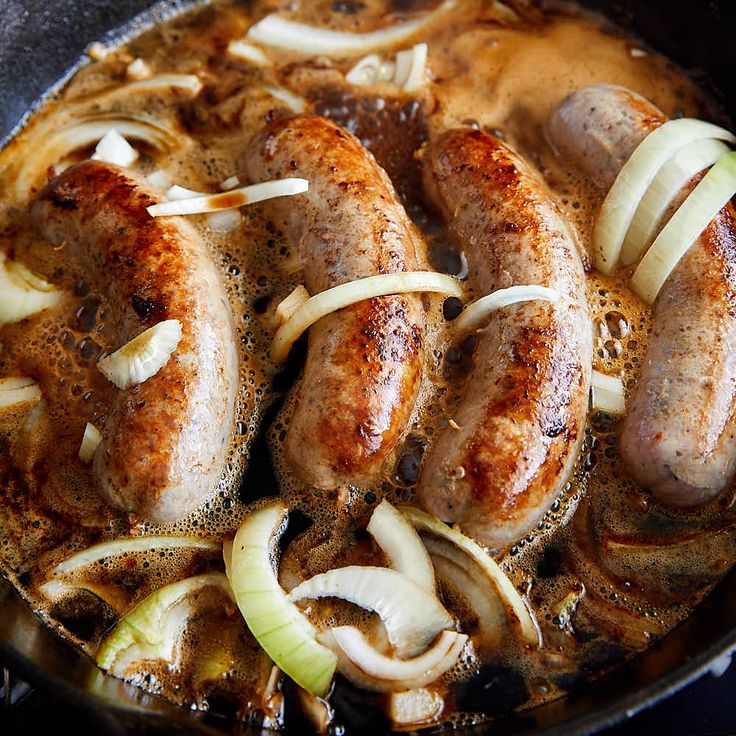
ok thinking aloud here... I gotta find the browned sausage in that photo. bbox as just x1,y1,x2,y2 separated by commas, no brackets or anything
417,129,592,549
547,84,736,506
33,160,238,524
244,115,426,489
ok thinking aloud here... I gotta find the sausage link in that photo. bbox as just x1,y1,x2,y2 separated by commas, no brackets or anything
547,84,736,506
244,115,425,489
417,129,592,548
33,160,238,524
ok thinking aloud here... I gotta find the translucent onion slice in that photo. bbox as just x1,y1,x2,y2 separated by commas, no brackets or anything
220,175,240,191
453,285,558,336
289,566,453,658
119,74,203,96
0,376,42,410
38,579,127,612
91,129,139,168
593,118,736,274
396,43,427,91
264,86,308,113
207,209,242,233
96,573,231,674
48,535,220,577
227,39,271,65
398,506,539,646
246,1,454,56
622,138,730,265
78,422,102,463
366,500,435,593
147,178,309,217
319,627,466,692
273,285,310,328
388,688,444,726
631,151,736,303
0,253,62,325
228,502,337,697
126,58,153,81
345,54,391,85
272,272,463,363
590,370,626,414
97,319,183,390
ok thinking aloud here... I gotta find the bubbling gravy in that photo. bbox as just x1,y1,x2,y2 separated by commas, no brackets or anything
1,0,735,730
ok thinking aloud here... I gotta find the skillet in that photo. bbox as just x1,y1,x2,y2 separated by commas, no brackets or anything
1,0,736,733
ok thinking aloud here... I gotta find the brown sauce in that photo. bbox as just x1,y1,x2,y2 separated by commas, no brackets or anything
1,0,735,730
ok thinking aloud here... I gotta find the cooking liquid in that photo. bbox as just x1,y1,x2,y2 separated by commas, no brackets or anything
1,0,735,729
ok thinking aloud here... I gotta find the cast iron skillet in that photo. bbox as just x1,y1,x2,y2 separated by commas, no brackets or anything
1,0,736,733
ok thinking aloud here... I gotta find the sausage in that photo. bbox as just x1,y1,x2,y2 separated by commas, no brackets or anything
33,160,238,524
244,115,425,489
547,84,736,506
417,129,592,549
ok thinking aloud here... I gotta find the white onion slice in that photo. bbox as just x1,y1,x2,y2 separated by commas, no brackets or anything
631,150,736,303
593,118,736,274
622,138,730,265
0,253,62,325
38,579,124,611
264,86,308,113
48,536,220,577
207,209,242,233
346,54,388,85
91,129,139,168
399,506,539,646
147,178,308,217
0,376,42,410
590,370,626,414
121,74,202,96
274,285,310,327
97,319,183,390
220,175,240,191
247,1,454,56
388,689,444,726
78,422,102,463
126,58,153,81
227,39,271,65
367,500,435,593
272,272,462,363
289,566,453,658
453,285,558,336
229,503,337,697
397,43,427,91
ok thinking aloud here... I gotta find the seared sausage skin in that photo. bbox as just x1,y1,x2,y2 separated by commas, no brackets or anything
34,160,238,524
548,84,736,506
245,115,425,489
417,129,592,549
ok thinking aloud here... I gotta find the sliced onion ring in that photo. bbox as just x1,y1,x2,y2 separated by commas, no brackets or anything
453,285,558,336
593,118,735,274
147,178,308,217
0,376,42,410
622,138,730,265
590,370,626,414
272,272,462,363
247,1,454,56
631,150,736,303
398,505,539,646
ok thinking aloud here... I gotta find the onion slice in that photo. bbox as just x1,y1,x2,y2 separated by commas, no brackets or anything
91,129,139,168
593,118,736,274
289,566,453,658
120,74,202,95
228,503,337,697
264,86,308,113
453,285,558,336
395,43,427,91
246,1,454,56
367,500,435,593
78,422,102,463
590,370,626,414
147,178,308,217
631,151,736,302
97,319,183,390
0,376,42,410
622,138,730,265
398,506,539,646
227,39,271,65
272,272,462,363
0,252,62,325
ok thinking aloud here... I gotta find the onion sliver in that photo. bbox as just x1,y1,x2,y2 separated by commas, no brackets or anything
622,138,730,265
0,252,62,325
398,506,539,646
289,566,453,658
147,178,308,217
264,86,309,113
272,272,462,363
367,500,435,593
631,150,736,303
38,579,126,612
328,627,465,681
397,43,427,91
78,422,102,463
593,118,735,274
48,536,219,578
246,1,454,56
229,503,337,697
91,129,138,167
97,319,182,390
120,74,202,96
590,370,626,414
453,285,558,336
0,376,42,410
96,573,232,673
227,39,271,65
